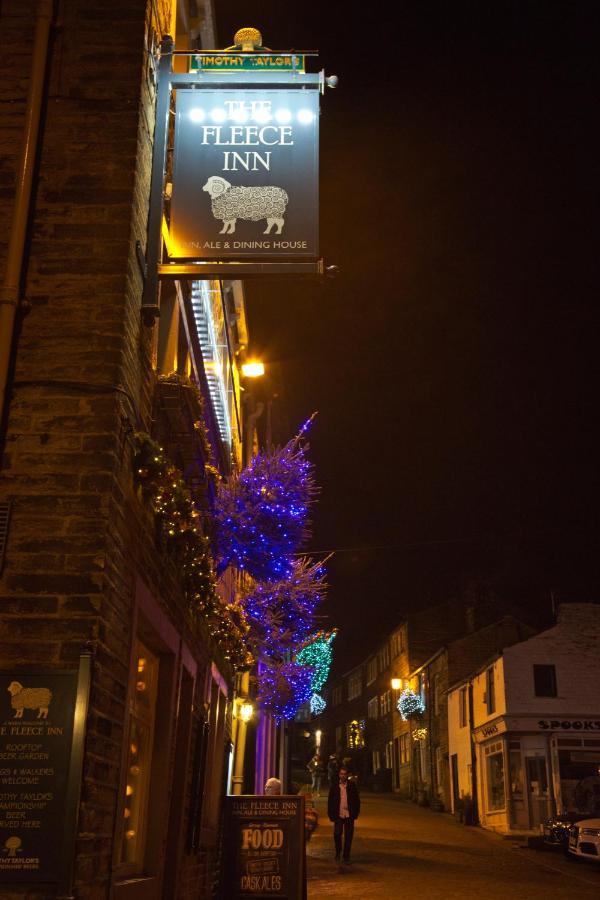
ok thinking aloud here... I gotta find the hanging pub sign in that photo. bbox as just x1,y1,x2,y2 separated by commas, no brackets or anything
0,659,90,891
141,27,336,315
222,795,305,899
170,88,319,261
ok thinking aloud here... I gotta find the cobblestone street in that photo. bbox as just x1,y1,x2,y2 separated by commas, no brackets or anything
306,794,600,899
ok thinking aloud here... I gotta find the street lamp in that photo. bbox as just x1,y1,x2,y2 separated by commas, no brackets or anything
239,701,254,723
241,360,265,378
315,729,322,749
391,677,402,691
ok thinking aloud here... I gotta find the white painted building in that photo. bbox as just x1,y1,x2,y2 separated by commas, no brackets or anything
448,603,600,833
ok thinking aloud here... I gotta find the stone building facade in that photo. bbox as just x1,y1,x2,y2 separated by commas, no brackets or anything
0,2,246,898
448,603,600,833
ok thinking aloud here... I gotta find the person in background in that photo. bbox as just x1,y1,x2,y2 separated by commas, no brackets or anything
307,753,325,797
264,777,282,795
327,766,360,864
327,753,339,785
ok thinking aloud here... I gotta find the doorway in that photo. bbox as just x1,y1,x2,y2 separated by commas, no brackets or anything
526,756,549,827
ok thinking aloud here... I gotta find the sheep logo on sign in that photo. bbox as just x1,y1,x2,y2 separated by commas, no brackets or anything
202,176,288,235
7,681,52,719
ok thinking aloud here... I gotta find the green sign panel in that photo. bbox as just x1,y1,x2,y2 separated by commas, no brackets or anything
191,55,305,73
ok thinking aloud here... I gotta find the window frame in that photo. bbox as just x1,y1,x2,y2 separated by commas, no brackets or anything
533,664,557,698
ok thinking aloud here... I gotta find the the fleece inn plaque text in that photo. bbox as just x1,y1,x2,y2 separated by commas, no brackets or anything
0,671,79,884
223,795,305,898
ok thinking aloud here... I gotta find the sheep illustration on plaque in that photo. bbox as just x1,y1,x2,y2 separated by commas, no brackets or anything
7,681,53,719
202,176,288,235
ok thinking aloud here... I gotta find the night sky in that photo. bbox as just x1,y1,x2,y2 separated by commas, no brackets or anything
215,3,600,672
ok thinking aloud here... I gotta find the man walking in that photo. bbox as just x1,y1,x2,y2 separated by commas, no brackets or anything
327,766,360,864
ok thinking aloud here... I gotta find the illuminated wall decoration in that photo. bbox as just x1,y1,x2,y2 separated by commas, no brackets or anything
397,688,425,721
191,280,232,446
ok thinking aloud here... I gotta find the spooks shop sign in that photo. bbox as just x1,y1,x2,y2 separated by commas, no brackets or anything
170,89,319,260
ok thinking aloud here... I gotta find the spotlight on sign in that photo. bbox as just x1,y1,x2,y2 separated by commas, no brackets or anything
241,361,265,378
189,108,205,122
297,109,315,124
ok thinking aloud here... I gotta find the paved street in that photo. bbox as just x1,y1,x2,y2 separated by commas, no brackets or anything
306,794,600,899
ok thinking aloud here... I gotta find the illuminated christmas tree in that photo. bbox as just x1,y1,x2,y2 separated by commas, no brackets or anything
214,420,317,581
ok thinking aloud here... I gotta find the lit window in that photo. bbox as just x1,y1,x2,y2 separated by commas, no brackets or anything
119,641,159,870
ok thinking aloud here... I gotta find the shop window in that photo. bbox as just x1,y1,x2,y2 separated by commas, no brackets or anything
459,687,468,728
533,664,557,697
119,641,159,870
485,741,505,810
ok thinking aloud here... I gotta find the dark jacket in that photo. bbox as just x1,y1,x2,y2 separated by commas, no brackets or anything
327,779,360,821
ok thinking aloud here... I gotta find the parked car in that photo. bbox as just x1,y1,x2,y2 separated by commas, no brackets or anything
567,818,600,862
542,812,588,848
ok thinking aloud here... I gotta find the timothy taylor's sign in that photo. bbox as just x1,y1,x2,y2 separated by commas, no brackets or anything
170,88,319,260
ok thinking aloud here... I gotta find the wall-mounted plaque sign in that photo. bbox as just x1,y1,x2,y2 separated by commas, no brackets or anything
190,54,306,72
222,795,305,899
170,89,319,261
0,660,90,888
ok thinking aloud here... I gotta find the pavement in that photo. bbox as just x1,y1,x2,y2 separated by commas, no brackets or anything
306,793,600,899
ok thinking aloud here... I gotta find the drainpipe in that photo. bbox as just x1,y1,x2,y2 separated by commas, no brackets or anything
0,0,53,431
468,683,479,824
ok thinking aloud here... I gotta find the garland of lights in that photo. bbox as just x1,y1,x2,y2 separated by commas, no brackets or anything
310,693,327,715
397,688,425,721
295,629,336,716
243,558,327,660
214,418,318,581
134,433,250,667
257,660,314,721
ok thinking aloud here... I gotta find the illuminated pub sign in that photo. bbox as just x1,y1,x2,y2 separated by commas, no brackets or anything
170,88,319,261
222,795,305,899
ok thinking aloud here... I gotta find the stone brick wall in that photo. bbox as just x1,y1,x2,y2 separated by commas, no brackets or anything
0,1,230,897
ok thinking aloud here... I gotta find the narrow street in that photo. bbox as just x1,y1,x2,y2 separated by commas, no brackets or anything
306,794,600,899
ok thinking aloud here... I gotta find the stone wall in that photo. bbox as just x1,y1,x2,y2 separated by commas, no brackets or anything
0,1,229,897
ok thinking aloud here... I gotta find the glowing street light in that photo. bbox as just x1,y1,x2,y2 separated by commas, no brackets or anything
315,729,322,748
391,677,402,691
239,701,254,723
241,360,265,378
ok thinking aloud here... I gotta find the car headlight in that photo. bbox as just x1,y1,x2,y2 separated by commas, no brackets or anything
581,828,600,837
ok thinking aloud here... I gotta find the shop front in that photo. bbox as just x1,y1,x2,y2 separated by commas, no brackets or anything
474,716,600,833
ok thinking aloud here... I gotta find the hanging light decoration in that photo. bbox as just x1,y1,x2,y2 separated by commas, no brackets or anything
397,688,425,721
214,418,318,581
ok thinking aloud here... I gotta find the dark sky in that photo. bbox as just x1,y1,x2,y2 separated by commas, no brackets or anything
215,3,600,671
